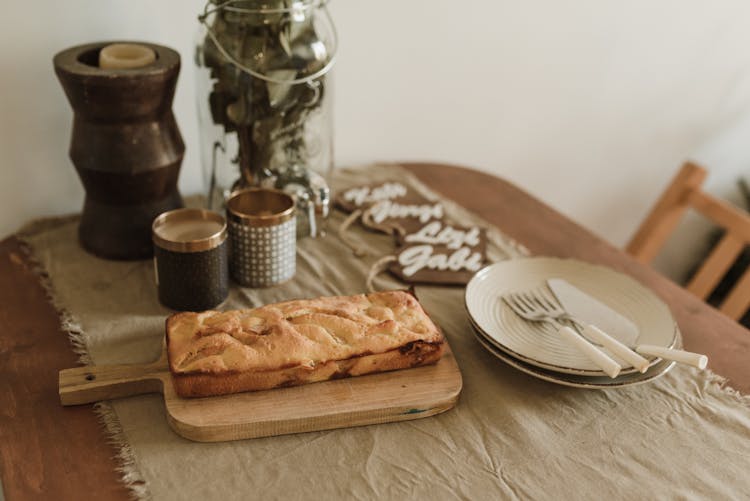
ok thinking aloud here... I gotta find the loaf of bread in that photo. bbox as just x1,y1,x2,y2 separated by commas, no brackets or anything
166,290,445,397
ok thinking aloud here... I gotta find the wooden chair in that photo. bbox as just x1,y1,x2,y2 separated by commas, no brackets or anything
627,162,750,320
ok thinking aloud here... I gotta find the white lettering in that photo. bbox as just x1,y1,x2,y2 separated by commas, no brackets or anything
398,244,483,276
404,221,481,250
342,182,408,207
369,200,444,224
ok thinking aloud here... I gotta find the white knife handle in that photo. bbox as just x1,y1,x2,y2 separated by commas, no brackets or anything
635,345,708,370
557,326,621,378
581,324,650,373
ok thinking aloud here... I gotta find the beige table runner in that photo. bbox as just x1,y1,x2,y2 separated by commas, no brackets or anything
21,165,750,500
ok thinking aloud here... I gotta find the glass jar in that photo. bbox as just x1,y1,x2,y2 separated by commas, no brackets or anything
195,0,337,237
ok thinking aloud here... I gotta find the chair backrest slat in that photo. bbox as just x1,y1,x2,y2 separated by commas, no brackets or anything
720,266,750,319
686,233,744,299
626,161,750,321
626,162,707,262
688,190,750,242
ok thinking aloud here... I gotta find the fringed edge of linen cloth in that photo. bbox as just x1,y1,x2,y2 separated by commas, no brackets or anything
704,370,750,405
15,220,152,501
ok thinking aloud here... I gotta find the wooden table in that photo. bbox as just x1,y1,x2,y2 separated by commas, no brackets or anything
1,163,748,500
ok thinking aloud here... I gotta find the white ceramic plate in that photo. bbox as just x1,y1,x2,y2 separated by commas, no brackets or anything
469,313,679,376
470,321,678,389
465,257,676,376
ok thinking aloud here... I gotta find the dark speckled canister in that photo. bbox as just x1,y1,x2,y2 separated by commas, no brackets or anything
152,208,228,311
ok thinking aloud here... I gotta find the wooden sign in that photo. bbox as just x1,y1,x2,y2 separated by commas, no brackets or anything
335,180,446,237
336,181,487,286
389,221,487,285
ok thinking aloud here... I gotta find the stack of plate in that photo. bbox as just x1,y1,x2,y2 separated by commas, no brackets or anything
465,257,680,389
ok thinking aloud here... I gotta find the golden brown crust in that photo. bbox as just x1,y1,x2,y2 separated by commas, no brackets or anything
166,291,445,398
171,341,444,398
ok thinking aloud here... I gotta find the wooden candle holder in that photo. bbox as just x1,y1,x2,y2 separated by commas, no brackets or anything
54,41,184,260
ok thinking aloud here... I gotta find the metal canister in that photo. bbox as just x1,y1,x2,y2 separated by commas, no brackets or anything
226,188,296,287
152,208,228,311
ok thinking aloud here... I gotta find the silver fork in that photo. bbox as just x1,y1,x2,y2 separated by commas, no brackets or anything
528,288,652,372
502,290,622,378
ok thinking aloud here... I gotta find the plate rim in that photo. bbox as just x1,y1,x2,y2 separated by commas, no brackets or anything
467,312,679,377
470,322,679,389
465,257,677,376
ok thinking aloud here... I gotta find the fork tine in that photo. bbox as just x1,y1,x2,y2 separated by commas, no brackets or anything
502,297,519,317
504,293,525,313
503,291,549,324
511,297,537,321
520,292,543,311
511,292,530,311
540,288,566,314
533,289,556,311
526,288,553,312
504,293,529,315
539,288,559,308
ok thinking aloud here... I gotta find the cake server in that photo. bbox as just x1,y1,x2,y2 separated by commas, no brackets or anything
547,279,707,370
547,278,638,345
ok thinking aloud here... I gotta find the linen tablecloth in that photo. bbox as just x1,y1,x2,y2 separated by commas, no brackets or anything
20,165,750,500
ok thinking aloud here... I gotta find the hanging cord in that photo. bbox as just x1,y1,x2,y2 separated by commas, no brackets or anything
366,255,398,293
361,205,406,239
337,210,368,257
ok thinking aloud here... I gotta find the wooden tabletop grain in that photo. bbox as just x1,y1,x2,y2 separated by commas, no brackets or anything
1,163,748,500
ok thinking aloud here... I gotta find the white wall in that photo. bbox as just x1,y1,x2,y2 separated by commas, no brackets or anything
2,1,750,281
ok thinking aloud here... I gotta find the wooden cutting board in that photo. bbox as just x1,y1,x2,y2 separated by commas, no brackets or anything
59,343,462,442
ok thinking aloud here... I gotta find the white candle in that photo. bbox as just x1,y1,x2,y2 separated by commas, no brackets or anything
99,43,156,69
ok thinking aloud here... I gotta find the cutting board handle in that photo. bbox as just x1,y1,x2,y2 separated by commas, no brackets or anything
59,355,168,406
